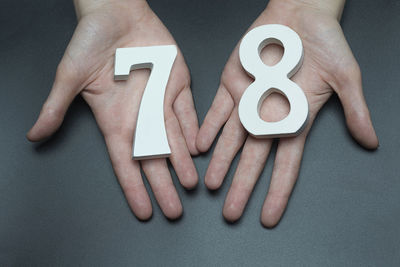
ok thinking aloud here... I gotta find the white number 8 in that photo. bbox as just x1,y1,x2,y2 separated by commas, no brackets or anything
238,24,309,138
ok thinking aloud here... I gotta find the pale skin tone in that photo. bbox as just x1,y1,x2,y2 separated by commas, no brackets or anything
196,0,379,227
27,0,200,220
28,0,379,226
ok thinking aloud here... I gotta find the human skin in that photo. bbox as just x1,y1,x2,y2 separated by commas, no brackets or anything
27,0,200,220
196,0,379,227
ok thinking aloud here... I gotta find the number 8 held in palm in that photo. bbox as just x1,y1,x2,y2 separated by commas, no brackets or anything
238,24,309,138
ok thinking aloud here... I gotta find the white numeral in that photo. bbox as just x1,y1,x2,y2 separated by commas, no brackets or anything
238,24,309,138
114,45,177,159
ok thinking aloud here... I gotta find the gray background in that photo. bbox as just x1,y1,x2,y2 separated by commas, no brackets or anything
1,0,399,266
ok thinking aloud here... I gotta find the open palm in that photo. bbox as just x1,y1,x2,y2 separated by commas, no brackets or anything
27,1,199,220
196,2,378,227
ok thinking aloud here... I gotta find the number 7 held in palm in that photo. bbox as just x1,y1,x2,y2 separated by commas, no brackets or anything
114,45,177,160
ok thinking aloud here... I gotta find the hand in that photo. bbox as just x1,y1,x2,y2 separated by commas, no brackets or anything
27,0,199,220
196,0,378,227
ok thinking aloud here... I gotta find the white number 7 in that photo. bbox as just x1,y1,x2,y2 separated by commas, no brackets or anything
114,45,177,160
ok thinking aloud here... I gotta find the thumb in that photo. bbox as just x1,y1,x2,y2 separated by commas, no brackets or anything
27,61,82,142
335,64,379,150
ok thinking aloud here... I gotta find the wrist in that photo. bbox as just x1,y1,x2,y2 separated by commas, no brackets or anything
267,0,345,21
73,0,147,20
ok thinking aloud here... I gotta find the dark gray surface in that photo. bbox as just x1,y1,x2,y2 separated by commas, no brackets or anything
1,0,399,266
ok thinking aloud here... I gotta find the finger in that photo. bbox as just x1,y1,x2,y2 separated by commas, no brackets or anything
204,109,247,190
27,60,83,142
196,85,234,152
223,136,273,222
334,64,379,149
105,134,153,220
141,159,183,220
165,110,198,189
260,133,307,228
173,87,200,155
